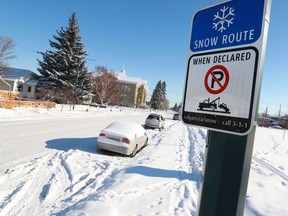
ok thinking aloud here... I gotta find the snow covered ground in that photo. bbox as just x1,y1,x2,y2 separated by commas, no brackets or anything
0,105,287,216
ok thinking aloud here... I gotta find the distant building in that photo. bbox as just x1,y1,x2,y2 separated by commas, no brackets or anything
111,70,147,107
0,68,39,99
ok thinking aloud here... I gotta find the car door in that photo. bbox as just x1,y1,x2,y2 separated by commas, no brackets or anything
160,116,165,128
135,128,146,148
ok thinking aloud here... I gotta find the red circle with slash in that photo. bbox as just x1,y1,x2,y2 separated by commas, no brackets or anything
204,65,229,94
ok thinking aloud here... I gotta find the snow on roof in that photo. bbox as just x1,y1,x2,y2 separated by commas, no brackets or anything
116,70,147,87
26,79,39,85
0,68,37,79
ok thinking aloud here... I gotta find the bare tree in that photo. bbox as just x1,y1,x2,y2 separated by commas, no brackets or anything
92,66,121,105
36,87,74,104
0,36,16,72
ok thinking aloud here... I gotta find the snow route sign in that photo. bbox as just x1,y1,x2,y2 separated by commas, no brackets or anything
182,0,271,135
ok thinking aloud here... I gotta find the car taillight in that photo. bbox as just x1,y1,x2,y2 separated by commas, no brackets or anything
122,138,131,144
99,133,106,137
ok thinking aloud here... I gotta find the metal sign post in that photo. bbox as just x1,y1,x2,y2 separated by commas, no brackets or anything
197,127,256,216
181,0,272,215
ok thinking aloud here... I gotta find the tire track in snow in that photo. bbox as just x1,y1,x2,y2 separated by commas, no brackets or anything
47,152,130,215
55,156,130,215
0,149,130,216
0,151,75,216
252,156,288,182
61,160,119,205
39,173,56,202
0,182,25,210
0,153,51,216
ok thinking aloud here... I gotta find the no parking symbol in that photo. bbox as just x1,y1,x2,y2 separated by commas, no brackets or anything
204,65,229,94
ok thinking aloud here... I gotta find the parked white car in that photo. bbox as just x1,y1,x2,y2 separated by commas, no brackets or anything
145,113,165,130
96,121,148,157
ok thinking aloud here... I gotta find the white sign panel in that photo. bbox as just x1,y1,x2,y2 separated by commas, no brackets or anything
185,47,258,119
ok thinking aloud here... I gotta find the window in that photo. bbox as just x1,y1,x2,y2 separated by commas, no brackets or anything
123,85,132,92
17,84,23,92
28,86,32,92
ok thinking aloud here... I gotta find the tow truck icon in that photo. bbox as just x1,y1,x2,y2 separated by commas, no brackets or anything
197,97,230,114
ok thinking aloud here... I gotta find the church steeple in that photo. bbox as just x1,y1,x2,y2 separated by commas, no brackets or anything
121,64,126,74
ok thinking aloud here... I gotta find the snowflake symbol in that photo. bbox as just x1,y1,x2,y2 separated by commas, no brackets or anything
213,6,235,33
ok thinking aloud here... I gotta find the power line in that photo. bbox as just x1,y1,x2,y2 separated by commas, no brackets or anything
15,43,40,53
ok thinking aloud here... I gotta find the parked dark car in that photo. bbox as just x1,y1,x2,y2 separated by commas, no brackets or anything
173,113,180,120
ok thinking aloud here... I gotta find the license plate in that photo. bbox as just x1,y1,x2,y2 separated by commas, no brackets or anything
107,135,121,141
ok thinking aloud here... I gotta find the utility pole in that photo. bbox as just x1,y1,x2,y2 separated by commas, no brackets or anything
72,58,80,110
279,104,282,118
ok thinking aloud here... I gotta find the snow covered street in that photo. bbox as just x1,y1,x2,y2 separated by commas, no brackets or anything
0,106,287,215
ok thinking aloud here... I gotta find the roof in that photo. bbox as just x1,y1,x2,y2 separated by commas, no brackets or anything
0,68,38,79
148,113,164,117
116,70,147,87
26,79,39,85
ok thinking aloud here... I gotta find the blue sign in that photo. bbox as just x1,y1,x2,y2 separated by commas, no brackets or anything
191,0,265,52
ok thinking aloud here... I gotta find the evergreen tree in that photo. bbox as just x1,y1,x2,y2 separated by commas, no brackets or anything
150,80,168,110
150,81,161,109
161,81,169,110
161,81,167,99
172,103,178,111
37,12,91,104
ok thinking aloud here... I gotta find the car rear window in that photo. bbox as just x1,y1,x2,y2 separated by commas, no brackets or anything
148,115,160,120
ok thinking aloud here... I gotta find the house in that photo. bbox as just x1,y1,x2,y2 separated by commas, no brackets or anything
0,68,39,99
111,70,147,107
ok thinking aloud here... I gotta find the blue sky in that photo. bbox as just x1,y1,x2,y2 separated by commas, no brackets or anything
0,0,287,115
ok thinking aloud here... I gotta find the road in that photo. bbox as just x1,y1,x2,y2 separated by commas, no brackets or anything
0,113,147,163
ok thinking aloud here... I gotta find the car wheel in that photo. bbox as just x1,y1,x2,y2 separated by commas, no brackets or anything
143,138,148,147
131,145,138,157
